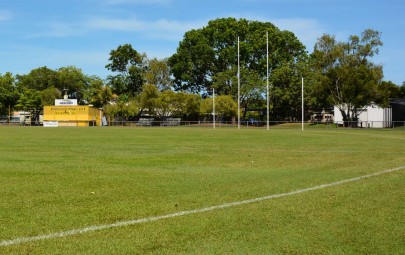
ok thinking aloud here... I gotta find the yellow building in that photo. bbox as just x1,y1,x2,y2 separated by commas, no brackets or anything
43,105,103,127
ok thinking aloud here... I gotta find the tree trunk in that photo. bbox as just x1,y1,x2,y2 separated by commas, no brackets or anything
340,108,349,127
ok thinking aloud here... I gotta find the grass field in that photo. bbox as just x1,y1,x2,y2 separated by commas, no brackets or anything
0,126,404,254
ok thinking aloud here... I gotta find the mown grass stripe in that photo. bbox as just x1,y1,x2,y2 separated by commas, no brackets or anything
1,165,403,247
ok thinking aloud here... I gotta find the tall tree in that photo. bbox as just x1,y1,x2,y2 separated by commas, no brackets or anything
374,80,400,107
58,66,89,103
169,18,306,91
16,67,61,123
310,29,383,125
169,17,307,119
83,76,112,108
270,63,303,121
143,58,173,91
40,87,61,107
15,88,42,124
16,66,59,92
0,72,19,117
270,59,317,121
106,44,145,97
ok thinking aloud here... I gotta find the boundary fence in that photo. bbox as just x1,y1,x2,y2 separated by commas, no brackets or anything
2,119,405,129
0,118,405,130
106,120,405,129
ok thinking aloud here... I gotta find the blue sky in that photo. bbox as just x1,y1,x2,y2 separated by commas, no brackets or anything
0,0,404,85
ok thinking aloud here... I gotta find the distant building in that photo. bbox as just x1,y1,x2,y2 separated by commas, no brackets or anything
333,100,405,128
42,96,103,127
310,109,334,123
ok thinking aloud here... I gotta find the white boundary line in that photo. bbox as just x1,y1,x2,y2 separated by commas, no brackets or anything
1,166,404,247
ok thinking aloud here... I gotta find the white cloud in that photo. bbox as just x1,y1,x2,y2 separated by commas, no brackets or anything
103,0,170,5
85,17,207,41
23,22,87,38
85,18,144,31
23,14,326,52
22,16,206,42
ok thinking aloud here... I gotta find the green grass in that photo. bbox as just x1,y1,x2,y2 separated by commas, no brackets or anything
0,127,404,254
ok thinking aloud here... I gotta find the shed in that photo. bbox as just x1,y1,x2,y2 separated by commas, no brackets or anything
333,104,392,128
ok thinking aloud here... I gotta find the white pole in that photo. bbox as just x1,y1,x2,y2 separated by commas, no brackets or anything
237,36,240,130
266,31,269,131
213,88,215,129
302,77,304,131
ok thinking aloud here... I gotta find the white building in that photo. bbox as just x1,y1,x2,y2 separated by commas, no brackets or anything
334,104,392,128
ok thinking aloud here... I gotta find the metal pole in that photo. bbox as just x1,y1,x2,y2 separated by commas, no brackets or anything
237,36,240,130
8,104,11,125
213,88,215,129
302,77,304,131
266,31,269,131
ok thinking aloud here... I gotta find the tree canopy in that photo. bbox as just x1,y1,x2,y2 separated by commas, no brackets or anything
169,17,307,120
106,44,145,97
0,72,19,116
310,29,386,123
169,18,306,94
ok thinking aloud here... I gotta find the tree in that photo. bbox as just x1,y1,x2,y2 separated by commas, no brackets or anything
172,93,201,120
154,90,177,120
271,59,318,121
16,66,92,105
57,66,89,103
143,58,172,91
106,44,145,97
169,27,214,93
139,83,160,115
239,68,266,120
270,64,303,120
138,86,201,120
169,17,307,119
103,97,139,122
16,67,61,123
40,87,61,107
310,29,383,125
374,80,400,107
84,76,112,108
200,95,237,121
16,67,60,92
0,72,19,117
15,88,42,124
398,82,405,98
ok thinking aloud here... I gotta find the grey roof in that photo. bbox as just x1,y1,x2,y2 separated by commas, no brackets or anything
390,98,405,105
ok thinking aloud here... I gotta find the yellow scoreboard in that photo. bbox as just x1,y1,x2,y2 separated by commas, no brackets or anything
43,106,103,127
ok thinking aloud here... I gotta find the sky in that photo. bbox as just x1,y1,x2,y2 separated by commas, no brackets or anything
0,0,404,85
